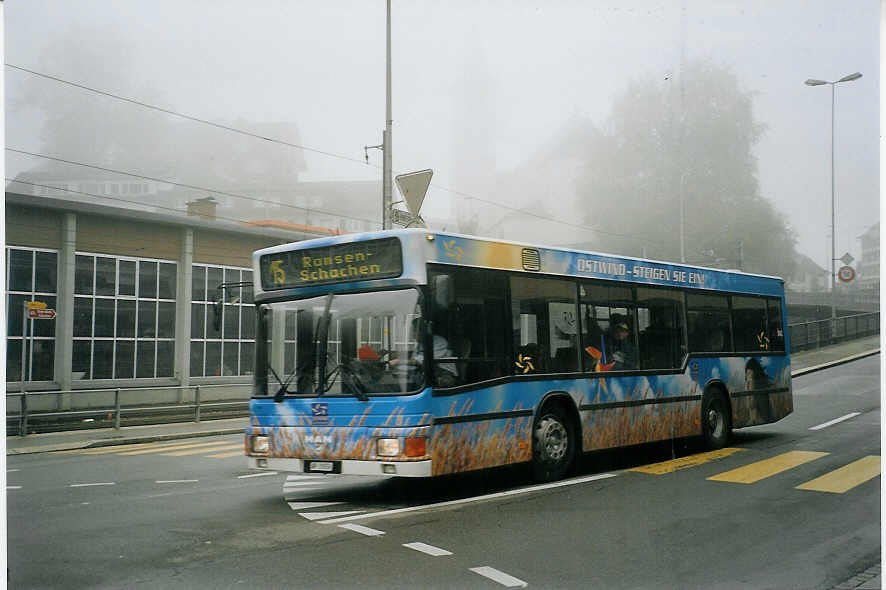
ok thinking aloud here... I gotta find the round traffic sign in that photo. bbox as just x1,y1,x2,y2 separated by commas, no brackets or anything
838,265,856,283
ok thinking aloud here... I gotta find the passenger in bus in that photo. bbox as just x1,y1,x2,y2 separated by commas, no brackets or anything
608,318,637,370
390,318,458,386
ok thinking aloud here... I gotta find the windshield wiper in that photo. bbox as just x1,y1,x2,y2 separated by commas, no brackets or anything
320,363,369,402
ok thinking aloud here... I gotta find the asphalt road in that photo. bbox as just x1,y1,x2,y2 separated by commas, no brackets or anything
8,356,880,589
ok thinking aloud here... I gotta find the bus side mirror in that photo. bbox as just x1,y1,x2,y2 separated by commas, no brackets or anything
433,275,453,310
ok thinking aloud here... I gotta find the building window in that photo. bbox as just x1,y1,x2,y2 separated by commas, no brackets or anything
190,264,254,377
6,247,58,382
72,253,176,380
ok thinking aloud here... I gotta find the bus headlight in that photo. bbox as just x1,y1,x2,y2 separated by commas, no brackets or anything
251,435,270,455
377,438,400,457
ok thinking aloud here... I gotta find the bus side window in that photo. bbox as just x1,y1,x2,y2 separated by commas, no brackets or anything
766,298,785,352
686,293,733,353
510,275,578,375
636,287,686,369
731,296,768,352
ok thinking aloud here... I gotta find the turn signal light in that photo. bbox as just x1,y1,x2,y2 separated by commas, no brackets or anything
405,437,427,457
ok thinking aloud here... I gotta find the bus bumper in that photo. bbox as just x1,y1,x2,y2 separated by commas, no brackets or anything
247,457,432,477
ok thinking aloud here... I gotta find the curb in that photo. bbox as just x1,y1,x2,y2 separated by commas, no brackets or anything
791,348,880,378
7,427,244,455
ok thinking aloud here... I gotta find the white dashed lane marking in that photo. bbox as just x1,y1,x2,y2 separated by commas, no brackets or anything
7,486,22,490
403,542,453,557
238,471,279,479
809,412,862,430
338,523,385,536
70,482,116,487
156,480,199,484
287,501,343,511
299,510,364,521
469,566,528,587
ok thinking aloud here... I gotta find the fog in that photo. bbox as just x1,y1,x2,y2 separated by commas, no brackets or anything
4,1,879,273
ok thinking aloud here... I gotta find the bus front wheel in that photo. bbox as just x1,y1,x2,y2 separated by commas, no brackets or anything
702,391,731,450
532,404,575,482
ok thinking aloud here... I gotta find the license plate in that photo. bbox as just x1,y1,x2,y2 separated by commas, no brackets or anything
307,461,334,472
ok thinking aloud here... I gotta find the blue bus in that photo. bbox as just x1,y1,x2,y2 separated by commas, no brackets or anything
245,229,791,481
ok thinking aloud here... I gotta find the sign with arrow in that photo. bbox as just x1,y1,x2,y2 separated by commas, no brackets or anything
28,308,56,320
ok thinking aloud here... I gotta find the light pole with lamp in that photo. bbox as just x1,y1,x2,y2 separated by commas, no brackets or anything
804,71,862,330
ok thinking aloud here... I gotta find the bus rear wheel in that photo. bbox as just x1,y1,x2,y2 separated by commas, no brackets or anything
532,404,575,482
702,392,731,450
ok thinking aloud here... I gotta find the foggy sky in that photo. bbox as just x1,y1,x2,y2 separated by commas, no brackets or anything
4,0,880,270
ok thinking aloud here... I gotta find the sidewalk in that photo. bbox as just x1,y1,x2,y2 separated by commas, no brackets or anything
6,335,880,456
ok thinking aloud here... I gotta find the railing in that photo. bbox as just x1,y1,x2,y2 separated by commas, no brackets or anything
7,383,250,437
788,312,880,352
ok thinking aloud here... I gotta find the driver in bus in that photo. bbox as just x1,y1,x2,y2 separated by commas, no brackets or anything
390,317,458,386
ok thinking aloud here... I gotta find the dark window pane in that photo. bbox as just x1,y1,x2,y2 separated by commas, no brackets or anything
687,292,733,353
156,341,174,377
284,342,295,374
190,341,204,377
136,341,155,378
222,343,238,376
579,282,638,372
116,300,137,338
732,296,768,352
191,266,206,302
191,303,206,339
139,261,157,298
285,310,297,340
7,339,23,382
75,255,94,295
157,301,176,338
428,267,509,385
224,304,239,340
158,263,177,299
72,340,91,380
119,260,136,296
205,341,221,377
206,267,223,302
224,268,240,302
767,299,785,352
510,276,579,375
9,250,33,292
137,300,157,338
31,339,54,381
74,297,93,337
240,342,254,375
636,288,685,369
206,303,221,339
33,296,57,337
96,257,116,296
94,298,116,338
242,271,254,304
115,341,134,379
8,294,30,337
93,340,114,379
241,306,256,340
34,251,58,293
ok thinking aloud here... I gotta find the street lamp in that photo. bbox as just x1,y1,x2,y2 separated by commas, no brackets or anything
804,71,862,327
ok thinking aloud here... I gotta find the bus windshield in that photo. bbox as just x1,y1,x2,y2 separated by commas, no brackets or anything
257,288,424,397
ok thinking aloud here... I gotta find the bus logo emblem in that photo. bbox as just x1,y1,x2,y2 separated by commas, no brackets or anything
311,403,329,424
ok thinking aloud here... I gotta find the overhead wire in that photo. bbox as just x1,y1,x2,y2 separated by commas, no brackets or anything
7,62,674,249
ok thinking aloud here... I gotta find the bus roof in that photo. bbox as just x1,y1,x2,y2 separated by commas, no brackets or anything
253,228,784,298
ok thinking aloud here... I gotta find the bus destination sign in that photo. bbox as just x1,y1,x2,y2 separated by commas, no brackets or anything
260,237,403,290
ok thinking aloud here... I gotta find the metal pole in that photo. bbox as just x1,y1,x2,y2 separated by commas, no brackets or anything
830,82,837,329
195,385,201,423
20,302,28,436
382,0,392,230
114,388,121,430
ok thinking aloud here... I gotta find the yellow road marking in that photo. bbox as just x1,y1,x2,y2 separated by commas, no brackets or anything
163,443,243,457
796,456,881,494
629,448,746,475
707,451,829,484
118,440,237,456
64,441,190,455
206,450,244,459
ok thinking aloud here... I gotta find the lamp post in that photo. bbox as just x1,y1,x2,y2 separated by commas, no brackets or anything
804,72,862,328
